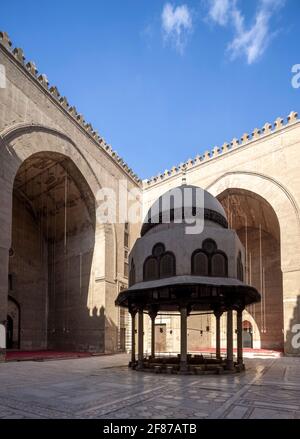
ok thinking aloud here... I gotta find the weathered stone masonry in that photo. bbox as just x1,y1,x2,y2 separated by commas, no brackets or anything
0,31,141,359
0,30,300,359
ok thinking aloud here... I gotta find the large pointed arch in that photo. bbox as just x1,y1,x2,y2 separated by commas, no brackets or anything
0,123,117,277
206,171,300,354
0,123,118,353
206,171,300,272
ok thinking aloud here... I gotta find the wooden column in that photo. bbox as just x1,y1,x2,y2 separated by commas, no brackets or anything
214,310,222,360
149,308,158,359
226,309,234,370
180,306,188,373
237,308,244,366
129,308,137,366
137,308,144,370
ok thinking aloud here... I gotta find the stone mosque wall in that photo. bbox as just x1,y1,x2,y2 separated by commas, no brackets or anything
1,29,300,359
0,31,141,360
9,195,48,350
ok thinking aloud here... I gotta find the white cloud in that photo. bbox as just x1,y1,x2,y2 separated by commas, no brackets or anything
161,3,193,54
208,0,232,26
207,0,285,64
229,0,285,64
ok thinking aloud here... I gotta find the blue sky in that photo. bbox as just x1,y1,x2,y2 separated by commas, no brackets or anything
1,0,300,179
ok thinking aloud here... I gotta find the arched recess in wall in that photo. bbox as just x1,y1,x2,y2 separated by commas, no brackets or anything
7,295,21,349
0,124,118,352
0,123,117,279
240,310,261,349
206,172,293,351
206,171,300,272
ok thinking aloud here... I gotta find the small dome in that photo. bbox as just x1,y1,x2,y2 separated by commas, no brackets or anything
203,188,227,218
141,185,228,236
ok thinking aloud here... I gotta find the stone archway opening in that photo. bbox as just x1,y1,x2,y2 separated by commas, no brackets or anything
8,151,98,353
7,296,20,349
242,320,253,348
217,188,284,351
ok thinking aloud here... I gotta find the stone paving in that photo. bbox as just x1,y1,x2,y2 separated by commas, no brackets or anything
1,354,300,419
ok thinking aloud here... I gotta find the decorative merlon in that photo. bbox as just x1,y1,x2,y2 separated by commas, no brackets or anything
212,147,220,157
0,30,141,185
288,111,298,124
0,31,11,49
275,117,284,130
49,86,60,99
38,74,49,88
241,133,249,144
222,142,230,153
59,96,69,108
26,61,38,76
13,47,25,64
262,122,272,135
252,128,261,139
231,138,239,148
143,110,299,187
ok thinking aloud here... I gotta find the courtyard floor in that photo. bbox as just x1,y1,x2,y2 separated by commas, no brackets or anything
0,354,300,419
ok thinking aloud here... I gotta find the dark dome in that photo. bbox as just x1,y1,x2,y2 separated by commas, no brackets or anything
141,185,228,236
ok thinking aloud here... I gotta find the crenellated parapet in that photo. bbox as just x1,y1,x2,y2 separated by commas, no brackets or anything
0,31,141,185
143,111,299,187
